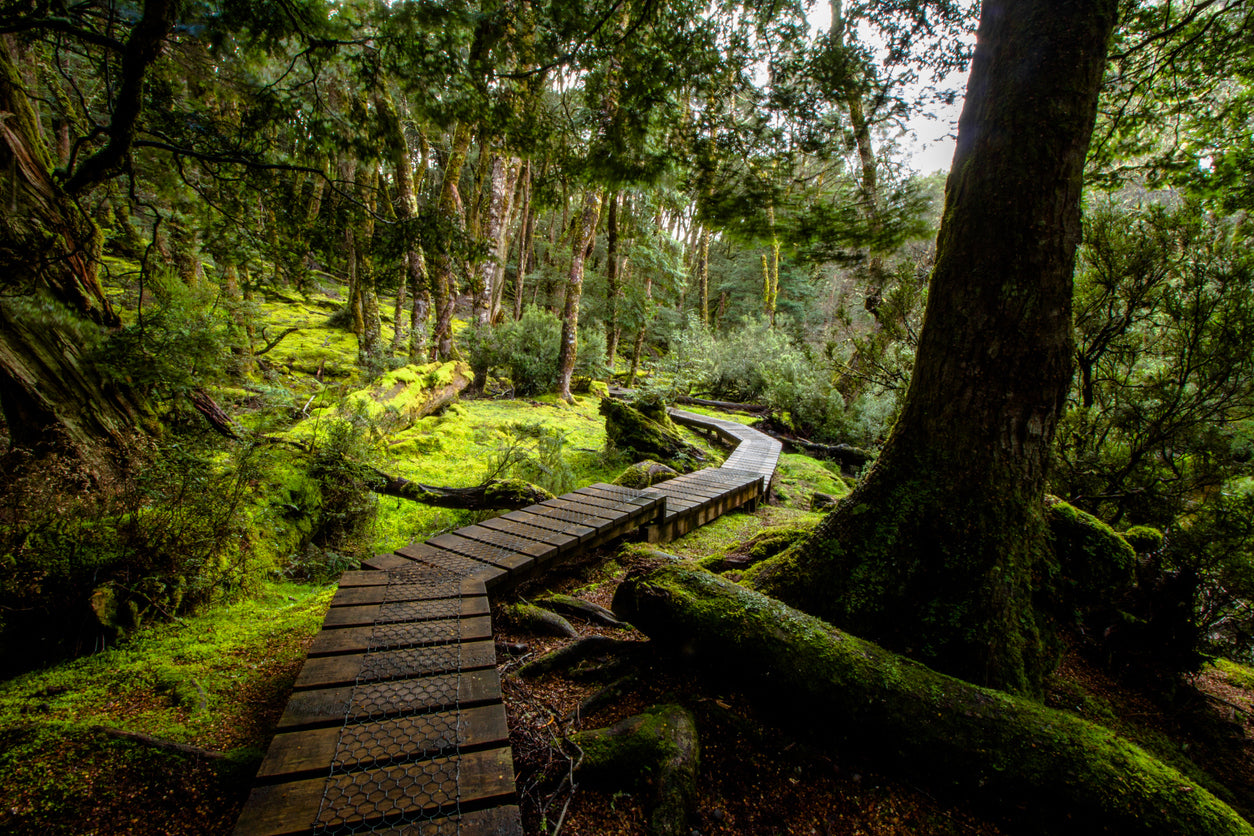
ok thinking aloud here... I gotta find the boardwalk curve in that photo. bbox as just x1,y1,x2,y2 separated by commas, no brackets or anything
235,407,781,835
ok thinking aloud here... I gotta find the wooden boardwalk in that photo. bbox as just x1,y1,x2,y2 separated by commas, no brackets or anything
234,408,781,836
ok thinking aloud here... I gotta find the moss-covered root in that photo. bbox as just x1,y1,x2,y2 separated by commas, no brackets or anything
504,603,578,638
533,593,626,628
713,519,820,572
572,704,699,836
612,566,1254,836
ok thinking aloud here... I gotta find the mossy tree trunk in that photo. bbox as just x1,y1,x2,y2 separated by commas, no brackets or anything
614,566,1253,836
746,0,1119,695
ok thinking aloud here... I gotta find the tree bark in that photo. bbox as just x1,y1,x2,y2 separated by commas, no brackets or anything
745,0,1119,695
556,189,604,401
0,37,149,476
614,566,1252,836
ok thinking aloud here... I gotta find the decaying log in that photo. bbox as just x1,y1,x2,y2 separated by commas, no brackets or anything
672,395,769,414
368,471,554,510
188,388,241,439
612,565,1253,835
754,428,872,468
93,726,226,760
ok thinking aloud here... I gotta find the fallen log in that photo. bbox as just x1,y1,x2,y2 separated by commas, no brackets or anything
612,565,1252,836
754,428,872,468
93,726,226,760
368,471,554,510
673,395,770,414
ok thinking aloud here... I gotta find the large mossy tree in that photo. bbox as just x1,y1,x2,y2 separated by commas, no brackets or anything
746,0,1120,695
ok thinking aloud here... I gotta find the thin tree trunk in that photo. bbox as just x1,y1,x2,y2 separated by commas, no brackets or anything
510,162,533,321
474,154,521,326
556,189,604,401
746,0,1119,695
696,225,710,327
604,191,622,370
430,122,474,360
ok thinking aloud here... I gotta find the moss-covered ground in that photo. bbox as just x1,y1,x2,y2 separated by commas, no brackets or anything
0,581,331,835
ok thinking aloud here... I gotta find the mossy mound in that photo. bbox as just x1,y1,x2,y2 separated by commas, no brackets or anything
1045,498,1137,616
1123,525,1166,554
600,396,704,467
573,703,699,836
613,460,679,489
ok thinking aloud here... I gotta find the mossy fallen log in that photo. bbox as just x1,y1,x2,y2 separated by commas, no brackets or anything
368,472,553,510
572,703,699,836
612,565,1253,836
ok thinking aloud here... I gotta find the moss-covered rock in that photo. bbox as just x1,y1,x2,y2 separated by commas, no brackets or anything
600,397,704,466
572,703,699,836
1045,498,1137,617
613,460,679,489
614,565,1253,836
1123,525,1166,554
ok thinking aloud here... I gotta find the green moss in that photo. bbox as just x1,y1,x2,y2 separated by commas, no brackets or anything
1213,658,1254,690
613,460,678,489
772,454,852,510
1123,525,1166,554
1045,499,1137,615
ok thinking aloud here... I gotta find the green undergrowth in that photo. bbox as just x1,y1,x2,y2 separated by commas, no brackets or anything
772,453,852,509
1213,658,1254,690
0,580,330,744
0,580,331,834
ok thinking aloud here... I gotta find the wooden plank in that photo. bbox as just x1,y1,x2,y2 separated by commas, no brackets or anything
395,543,509,587
536,496,624,525
309,616,492,657
499,509,595,541
321,596,489,629
278,670,502,730
478,516,580,552
426,533,534,573
517,502,614,530
452,524,560,560
553,491,634,514
370,806,524,836
234,747,515,836
295,639,497,690
331,578,477,608
362,553,422,571
257,703,510,780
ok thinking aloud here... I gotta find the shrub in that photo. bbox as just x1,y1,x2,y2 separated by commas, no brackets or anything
485,422,575,496
0,442,259,672
499,307,562,395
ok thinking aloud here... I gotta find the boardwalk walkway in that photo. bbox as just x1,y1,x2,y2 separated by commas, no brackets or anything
234,408,781,836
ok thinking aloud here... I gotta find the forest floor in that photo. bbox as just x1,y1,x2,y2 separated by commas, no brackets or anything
4,286,1254,833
